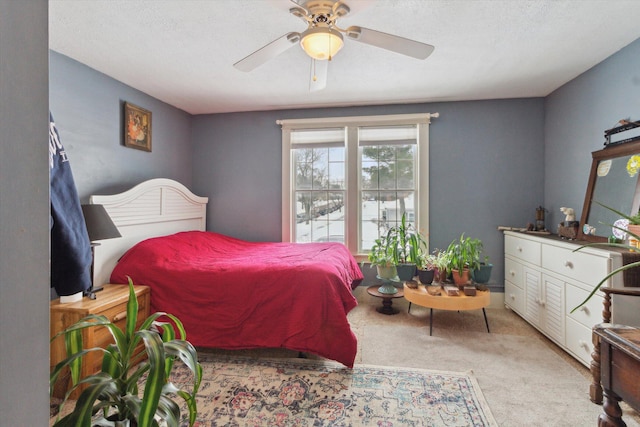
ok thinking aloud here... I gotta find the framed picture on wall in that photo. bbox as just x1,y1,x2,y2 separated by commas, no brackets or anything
124,102,152,152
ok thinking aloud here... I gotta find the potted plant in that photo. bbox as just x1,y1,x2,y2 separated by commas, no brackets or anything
50,277,203,427
367,236,397,280
431,249,452,283
446,233,483,286
472,255,493,284
417,249,450,284
386,212,427,281
416,252,436,284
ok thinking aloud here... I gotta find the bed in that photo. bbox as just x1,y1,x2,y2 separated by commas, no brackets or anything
91,179,363,367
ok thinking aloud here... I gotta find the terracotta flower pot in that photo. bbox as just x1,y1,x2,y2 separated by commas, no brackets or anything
451,268,470,286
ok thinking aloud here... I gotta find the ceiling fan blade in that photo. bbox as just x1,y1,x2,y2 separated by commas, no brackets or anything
345,26,434,60
234,32,301,72
309,59,328,92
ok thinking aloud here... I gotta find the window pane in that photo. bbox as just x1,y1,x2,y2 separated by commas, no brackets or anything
378,160,396,190
328,162,345,190
396,144,414,160
361,191,381,251
328,146,344,162
295,191,313,225
397,159,414,189
309,193,345,243
313,150,329,190
295,149,314,190
361,159,377,190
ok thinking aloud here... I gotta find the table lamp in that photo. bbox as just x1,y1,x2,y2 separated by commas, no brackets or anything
82,204,121,297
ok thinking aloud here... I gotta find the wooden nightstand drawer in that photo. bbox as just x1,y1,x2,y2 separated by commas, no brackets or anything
50,284,150,399
92,293,150,348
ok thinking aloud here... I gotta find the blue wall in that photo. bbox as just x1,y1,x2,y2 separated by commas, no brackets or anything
49,51,194,201
544,38,640,227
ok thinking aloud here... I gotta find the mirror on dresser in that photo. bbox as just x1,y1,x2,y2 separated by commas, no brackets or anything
578,139,640,242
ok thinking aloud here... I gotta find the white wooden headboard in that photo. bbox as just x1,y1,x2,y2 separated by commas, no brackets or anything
90,178,208,286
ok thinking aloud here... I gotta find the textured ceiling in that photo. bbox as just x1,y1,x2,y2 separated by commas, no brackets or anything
49,0,640,115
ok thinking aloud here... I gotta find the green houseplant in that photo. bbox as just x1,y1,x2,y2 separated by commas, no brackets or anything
472,255,493,284
367,236,397,280
386,212,427,281
416,252,436,284
417,249,450,284
446,234,483,285
430,249,452,283
50,278,203,427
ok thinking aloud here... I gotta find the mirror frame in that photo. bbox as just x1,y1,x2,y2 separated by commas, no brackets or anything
579,139,640,242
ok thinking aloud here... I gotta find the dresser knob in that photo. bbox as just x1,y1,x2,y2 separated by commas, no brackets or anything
564,261,573,268
510,293,515,300
517,246,523,252
579,340,589,350
579,306,590,314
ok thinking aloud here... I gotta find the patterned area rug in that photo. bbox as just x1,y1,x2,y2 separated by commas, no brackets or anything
171,354,497,426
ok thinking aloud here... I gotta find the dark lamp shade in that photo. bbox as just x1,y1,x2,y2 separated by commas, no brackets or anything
81,204,121,242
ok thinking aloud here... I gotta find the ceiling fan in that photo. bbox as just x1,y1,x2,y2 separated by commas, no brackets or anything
233,0,435,91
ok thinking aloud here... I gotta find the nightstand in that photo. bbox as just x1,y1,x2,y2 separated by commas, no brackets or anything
50,284,150,399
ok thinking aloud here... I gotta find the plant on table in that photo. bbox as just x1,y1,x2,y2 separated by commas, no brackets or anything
473,254,493,284
50,277,203,427
447,233,483,285
425,249,452,283
386,212,427,281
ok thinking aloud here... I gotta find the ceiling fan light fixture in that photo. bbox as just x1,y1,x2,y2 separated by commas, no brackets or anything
300,27,344,60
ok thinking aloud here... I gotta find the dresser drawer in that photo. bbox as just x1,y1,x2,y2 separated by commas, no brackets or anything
505,280,525,315
504,257,523,289
565,317,594,367
541,244,609,286
565,283,603,328
505,234,541,265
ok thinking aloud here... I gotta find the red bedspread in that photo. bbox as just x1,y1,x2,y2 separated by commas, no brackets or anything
110,231,363,367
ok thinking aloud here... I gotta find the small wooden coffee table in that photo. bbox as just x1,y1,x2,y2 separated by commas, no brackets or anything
403,283,490,335
367,285,404,315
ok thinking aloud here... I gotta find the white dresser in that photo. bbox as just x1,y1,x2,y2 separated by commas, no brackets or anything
503,231,632,367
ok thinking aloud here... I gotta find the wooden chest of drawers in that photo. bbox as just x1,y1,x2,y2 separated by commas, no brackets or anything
50,284,150,398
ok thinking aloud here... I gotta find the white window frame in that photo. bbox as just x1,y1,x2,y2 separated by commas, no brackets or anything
278,113,437,262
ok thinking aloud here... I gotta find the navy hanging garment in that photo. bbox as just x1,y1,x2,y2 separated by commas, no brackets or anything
49,112,92,296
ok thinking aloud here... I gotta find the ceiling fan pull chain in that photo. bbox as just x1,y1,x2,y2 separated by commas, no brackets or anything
311,59,317,82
